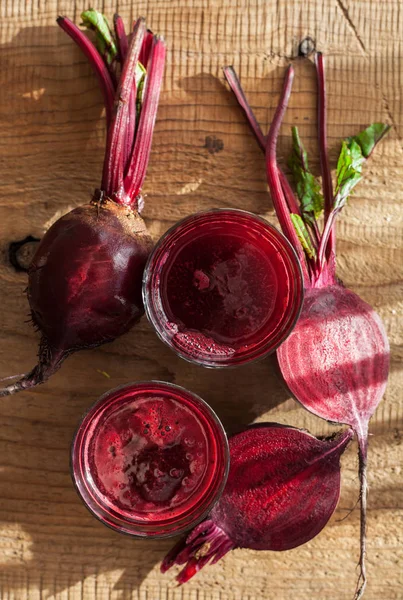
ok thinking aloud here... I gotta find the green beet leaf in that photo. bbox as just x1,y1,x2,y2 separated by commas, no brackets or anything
288,126,324,226
290,213,317,259
347,123,391,159
81,9,117,65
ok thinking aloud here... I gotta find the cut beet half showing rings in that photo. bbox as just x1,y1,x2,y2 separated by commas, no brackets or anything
71,381,229,538
143,209,304,367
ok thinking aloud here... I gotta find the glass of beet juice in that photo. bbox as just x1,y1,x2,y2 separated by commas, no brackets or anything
143,209,304,367
71,381,229,538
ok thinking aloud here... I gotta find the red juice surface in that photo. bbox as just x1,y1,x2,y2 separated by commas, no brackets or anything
72,382,229,537
144,210,303,366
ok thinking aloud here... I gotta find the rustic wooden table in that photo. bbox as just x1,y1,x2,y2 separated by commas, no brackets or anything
0,0,402,599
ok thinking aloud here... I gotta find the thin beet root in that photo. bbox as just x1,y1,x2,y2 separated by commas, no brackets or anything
0,11,166,397
161,424,353,583
224,54,390,598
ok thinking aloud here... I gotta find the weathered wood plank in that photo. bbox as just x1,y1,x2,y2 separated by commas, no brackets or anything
0,1,401,598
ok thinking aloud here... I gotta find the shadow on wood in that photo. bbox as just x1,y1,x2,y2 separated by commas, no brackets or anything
0,24,106,243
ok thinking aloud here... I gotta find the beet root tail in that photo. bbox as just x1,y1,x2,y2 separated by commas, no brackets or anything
354,428,369,600
0,340,66,397
161,519,234,584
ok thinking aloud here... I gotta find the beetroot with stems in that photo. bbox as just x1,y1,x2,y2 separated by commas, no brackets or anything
224,53,390,598
162,424,353,583
1,11,165,396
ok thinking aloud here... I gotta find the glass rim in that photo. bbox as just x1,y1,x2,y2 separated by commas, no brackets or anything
70,380,230,539
142,208,304,368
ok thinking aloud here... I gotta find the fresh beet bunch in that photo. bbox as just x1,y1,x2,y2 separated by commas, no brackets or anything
162,424,353,583
224,54,390,598
1,11,165,396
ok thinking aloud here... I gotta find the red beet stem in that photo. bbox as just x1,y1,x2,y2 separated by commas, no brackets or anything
139,30,155,68
265,66,310,283
223,66,298,219
315,52,335,270
125,36,166,203
318,206,340,268
223,64,310,283
278,168,300,215
113,14,128,62
56,16,115,127
122,18,143,177
102,18,146,203
223,66,266,150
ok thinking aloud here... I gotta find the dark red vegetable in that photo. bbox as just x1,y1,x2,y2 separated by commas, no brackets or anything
224,54,390,598
0,12,165,396
162,424,353,583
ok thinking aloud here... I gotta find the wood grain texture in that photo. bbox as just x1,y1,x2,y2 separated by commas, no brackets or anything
0,0,402,598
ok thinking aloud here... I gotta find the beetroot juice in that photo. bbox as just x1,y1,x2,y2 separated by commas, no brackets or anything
71,382,229,538
143,209,303,366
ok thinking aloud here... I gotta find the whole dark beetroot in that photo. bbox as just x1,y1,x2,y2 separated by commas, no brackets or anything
29,202,151,349
1,13,165,395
